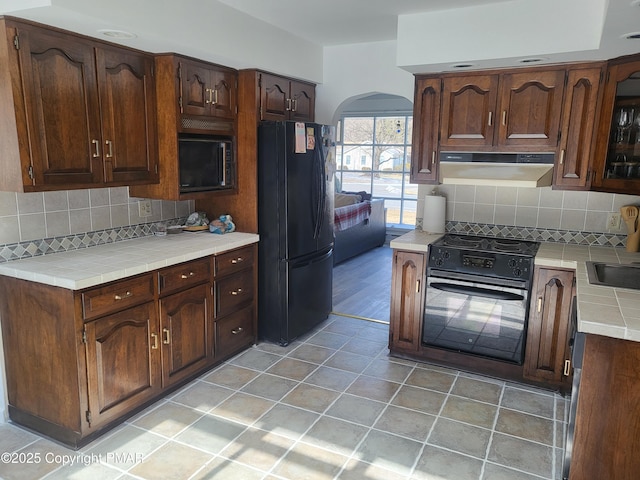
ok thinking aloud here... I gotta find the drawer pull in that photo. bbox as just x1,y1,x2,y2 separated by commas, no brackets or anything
231,327,244,335
163,328,171,345
180,272,195,279
231,257,244,264
564,359,571,376
91,139,100,158
151,333,158,350
114,291,132,301
537,297,542,313
230,288,243,296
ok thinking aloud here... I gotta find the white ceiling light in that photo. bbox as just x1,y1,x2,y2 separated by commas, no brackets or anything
518,57,548,64
450,63,475,69
97,29,137,39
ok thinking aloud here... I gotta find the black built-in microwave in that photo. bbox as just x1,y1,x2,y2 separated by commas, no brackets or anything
178,134,235,193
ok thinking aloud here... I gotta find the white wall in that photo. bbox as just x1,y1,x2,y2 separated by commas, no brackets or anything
315,41,414,125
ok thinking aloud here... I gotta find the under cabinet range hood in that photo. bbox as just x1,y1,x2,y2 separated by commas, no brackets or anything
439,152,555,188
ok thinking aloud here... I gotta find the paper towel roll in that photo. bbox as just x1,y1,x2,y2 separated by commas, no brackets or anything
423,195,446,233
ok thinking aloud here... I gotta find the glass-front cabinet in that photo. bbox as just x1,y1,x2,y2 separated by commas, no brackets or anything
592,57,640,193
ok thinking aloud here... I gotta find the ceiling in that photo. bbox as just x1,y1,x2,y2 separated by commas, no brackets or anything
1,0,640,74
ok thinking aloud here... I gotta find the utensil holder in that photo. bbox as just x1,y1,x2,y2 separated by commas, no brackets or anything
627,230,640,252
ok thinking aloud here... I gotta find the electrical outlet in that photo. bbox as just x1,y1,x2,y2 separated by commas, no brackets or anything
138,199,152,217
607,212,621,230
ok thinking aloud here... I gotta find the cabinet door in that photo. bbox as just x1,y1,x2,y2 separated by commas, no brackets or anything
180,60,210,117
289,80,315,122
210,69,237,120
260,73,290,121
440,75,499,149
96,47,158,185
85,302,161,429
389,250,426,352
410,77,441,183
159,283,212,387
523,267,575,386
496,70,565,149
554,67,602,189
17,25,103,188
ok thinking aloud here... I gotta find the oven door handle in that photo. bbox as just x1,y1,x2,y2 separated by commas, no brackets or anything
430,282,524,301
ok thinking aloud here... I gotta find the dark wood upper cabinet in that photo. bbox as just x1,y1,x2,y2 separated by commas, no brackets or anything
553,65,603,190
0,17,158,192
438,68,565,152
591,55,640,194
410,76,441,184
259,72,315,122
179,57,237,122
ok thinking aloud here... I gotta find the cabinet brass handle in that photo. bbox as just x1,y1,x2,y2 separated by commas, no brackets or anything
416,280,421,293
488,111,493,126
105,140,113,158
114,291,132,300
563,359,571,376
231,327,244,335
230,288,243,296
151,333,158,350
559,149,565,165
286,98,292,111
92,139,100,158
502,111,507,126
212,88,219,105
292,99,298,112
205,88,212,105
431,151,435,164
163,328,171,345
231,257,243,264
537,297,542,313
180,272,195,279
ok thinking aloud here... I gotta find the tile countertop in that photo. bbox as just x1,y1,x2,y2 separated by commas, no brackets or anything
390,230,640,343
0,231,259,290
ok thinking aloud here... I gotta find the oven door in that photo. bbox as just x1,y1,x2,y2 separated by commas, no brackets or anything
422,271,530,364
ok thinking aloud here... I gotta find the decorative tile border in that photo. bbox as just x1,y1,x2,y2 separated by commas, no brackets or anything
415,219,626,247
0,218,186,263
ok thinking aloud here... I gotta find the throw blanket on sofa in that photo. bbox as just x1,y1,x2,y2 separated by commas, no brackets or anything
334,201,371,232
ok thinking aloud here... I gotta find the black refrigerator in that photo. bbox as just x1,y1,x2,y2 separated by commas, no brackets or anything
257,121,336,345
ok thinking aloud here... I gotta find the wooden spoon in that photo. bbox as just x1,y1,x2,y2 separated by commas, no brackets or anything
621,205,639,235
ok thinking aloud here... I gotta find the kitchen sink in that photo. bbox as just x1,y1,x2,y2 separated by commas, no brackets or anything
585,262,640,290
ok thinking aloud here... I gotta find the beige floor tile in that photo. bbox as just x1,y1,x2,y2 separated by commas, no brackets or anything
0,423,39,454
373,405,435,441
202,364,259,390
281,383,340,412
87,425,166,469
230,348,283,371
303,366,358,391
169,380,234,411
440,395,498,429
271,442,349,480
482,462,545,480
451,376,503,404
325,393,386,426
346,376,400,403
35,460,122,480
174,414,246,454
0,438,77,480
405,367,456,393
487,433,553,478
288,343,337,364
323,350,373,373
412,444,484,480
301,416,368,456
210,392,275,425
306,331,351,349
495,408,554,445
356,429,423,476
132,402,202,438
254,404,320,440
337,458,408,480
240,373,299,401
266,357,318,380
340,337,387,357
129,442,212,480
219,427,294,471
428,417,492,459
501,386,555,419
323,318,365,336
361,358,414,383
191,456,265,480
391,385,447,415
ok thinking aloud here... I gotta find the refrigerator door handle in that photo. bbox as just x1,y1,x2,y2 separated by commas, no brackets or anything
312,135,324,239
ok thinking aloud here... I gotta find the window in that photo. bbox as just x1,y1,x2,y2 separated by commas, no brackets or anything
335,115,416,227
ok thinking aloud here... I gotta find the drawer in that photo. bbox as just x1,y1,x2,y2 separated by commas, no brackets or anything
215,268,254,318
82,273,154,320
158,258,212,296
215,305,255,359
215,245,255,277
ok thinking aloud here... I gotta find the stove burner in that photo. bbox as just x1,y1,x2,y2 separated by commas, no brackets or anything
434,234,540,257
442,235,484,248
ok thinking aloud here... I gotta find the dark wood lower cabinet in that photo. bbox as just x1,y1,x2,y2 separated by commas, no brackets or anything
389,250,425,353
0,244,257,448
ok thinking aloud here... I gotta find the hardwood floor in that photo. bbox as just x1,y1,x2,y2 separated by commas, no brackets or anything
332,245,392,323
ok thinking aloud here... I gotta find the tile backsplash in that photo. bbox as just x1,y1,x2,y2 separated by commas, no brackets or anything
417,184,640,247
0,187,194,262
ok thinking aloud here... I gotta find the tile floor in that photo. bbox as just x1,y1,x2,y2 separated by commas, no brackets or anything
0,314,568,480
